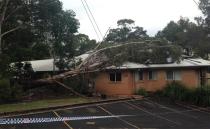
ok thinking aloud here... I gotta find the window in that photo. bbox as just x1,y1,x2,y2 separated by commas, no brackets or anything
139,71,143,80
166,71,173,80
148,70,157,80
109,73,115,81
109,72,122,82
166,70,181,80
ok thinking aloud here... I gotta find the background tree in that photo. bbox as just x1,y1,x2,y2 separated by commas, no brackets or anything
156,17,210,58
0,0,28,54
0,0,81,74
75,34,97,55
105,19,149,43
52,10,79,70
0,0,30,76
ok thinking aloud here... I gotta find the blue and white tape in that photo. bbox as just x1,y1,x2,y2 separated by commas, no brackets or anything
0,115,132,125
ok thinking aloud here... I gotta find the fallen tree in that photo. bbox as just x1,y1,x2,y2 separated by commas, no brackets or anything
51,40,182,79
38,40,182,97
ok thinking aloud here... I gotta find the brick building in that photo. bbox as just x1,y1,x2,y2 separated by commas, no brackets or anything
94,58,210,95
26,56,210,96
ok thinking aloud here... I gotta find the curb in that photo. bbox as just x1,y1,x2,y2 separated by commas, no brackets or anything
0,97,134,118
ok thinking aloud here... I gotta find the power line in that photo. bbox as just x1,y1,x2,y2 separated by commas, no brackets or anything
83,0,103,39
192,0,205,13
80,0,101,41
192,0,199,7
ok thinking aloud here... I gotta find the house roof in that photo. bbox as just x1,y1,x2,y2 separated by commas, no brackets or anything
106,58,210,69
24,53,210,72
28,54,89,72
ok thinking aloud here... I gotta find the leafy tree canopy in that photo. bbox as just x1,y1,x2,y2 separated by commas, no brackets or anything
74,34,97,55
156,17,210,59
105,19,149,43
0,0,81,75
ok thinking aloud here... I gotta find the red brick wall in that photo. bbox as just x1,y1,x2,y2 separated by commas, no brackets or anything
135,69,199,92
95,70,134,95
94,68,200,95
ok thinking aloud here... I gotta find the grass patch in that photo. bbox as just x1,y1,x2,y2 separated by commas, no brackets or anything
0,97,93,113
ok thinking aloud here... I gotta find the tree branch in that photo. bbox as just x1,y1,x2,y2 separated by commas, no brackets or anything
0,0,10,22
0,25,21,38
3,5,22,23
0,1,4,12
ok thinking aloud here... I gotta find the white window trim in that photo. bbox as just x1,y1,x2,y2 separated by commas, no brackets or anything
109,72,122,82
148,71,157,80
166,71,181,81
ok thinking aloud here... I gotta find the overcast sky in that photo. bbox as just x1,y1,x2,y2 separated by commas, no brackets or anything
61,0,202,41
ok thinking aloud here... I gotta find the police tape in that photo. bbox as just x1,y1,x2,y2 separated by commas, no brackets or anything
0,115,132,125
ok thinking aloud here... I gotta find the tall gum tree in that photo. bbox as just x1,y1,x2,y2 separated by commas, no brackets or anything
0,0,26,54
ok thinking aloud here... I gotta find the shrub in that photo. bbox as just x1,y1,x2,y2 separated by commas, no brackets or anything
158,82,210,106
0,79,11,102
161,81,189,101
191,86,210,106
136,88,148,96
63,75,89,95
0,78,23,103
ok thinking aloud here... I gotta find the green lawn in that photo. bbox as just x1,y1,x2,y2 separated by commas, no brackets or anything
0,97,92,113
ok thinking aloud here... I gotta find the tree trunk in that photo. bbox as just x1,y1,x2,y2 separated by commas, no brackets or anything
0,23,2,54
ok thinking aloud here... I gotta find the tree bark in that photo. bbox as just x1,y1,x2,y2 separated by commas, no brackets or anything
0,24,2,54
0,0,10,54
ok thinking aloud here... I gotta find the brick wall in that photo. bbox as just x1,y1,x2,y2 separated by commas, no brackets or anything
94,68,200,95
95,70,134,95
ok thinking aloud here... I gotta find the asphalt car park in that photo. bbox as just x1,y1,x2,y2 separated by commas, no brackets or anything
1,98,210,129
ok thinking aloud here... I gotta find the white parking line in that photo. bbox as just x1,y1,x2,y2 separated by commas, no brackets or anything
97,105,141,129
53,111,74,129
144,98,199,119
124,101,181,126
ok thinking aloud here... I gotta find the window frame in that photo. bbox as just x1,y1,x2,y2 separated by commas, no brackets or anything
166,70,181,81
148,70,157,80
166,70,173,80
138,71,144,80
109,71,122,82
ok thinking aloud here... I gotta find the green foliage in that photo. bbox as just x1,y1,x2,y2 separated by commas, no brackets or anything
75,34,97,55
199,0,210,16
0,79,23,103
158,82,210,106
0,0,82,76
161,81,189,101
156,17,210,58
102,41,182,66
105,19,149,43
9,62,34,80
0,54,10,77
191,86,210,106
32,43,51,60
52,10,79,70
0,79,11,102
63,75,89,94
136,88,148,96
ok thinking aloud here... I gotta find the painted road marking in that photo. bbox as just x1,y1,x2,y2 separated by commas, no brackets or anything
0,115,132,125
144,98,198,119
125,101,181,126
86,121,95,125
0,100,132,118
175,102,210,115
53,111,74,129
97,105,141,129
